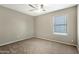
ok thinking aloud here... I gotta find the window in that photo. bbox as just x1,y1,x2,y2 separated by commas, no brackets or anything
53,16,67,35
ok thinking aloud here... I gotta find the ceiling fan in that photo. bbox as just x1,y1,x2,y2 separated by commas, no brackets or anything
28,4,46,11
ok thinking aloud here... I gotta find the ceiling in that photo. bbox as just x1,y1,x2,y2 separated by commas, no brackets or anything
0,4,76,16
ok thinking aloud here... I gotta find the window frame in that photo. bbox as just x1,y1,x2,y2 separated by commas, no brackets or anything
53,16,68,35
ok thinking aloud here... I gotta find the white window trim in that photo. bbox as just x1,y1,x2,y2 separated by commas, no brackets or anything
53,16,68,35
53,32,67,35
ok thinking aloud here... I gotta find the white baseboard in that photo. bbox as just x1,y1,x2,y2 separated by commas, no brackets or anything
36,37,77,47
0,36,34,46
0,36,77,47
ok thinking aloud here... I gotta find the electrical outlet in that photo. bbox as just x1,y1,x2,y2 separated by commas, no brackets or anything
72,40,73,42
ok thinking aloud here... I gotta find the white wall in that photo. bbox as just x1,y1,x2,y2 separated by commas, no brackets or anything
77,5,79,52
35,6,77,45
0,6,34,46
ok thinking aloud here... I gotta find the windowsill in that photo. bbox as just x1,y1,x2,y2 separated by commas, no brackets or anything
53,32,68,36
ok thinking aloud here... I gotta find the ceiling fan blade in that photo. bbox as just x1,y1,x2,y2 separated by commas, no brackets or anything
28,4,36,8
42,9,46,11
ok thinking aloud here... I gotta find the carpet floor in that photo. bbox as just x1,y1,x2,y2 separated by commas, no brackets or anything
0,38,78,54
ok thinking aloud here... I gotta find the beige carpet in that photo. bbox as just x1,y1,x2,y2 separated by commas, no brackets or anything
0,38,78,54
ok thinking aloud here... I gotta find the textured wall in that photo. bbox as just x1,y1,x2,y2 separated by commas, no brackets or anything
35,6,77,45
0,6,34,46
77,5,79,52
